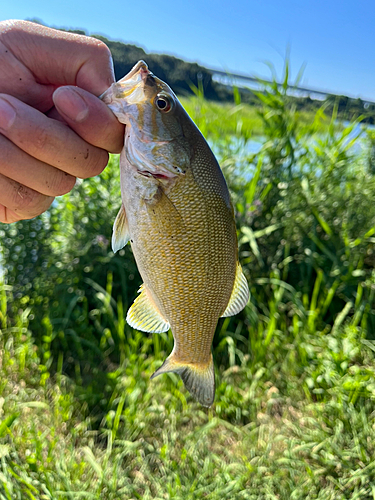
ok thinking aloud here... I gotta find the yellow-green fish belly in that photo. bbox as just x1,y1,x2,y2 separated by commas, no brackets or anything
125,169,237,364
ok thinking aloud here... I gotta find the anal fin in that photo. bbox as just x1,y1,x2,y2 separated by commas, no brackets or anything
112,204,129,253
126,284,170,333
221,262,250,317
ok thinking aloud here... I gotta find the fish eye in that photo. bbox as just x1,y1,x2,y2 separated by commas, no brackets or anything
155,94,173,113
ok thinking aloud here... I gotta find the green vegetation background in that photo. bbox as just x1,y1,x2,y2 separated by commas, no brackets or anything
1,62,375,499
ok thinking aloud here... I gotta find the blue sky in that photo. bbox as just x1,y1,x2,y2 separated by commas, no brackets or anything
2,0,375,100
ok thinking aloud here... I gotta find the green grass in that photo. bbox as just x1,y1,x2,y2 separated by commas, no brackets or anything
1,66,375,498
180,96,263,139
180,95,329,141
2,285,375,499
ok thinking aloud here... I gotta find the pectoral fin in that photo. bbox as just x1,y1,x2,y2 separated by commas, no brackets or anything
112,204,129,253
126,284,170,333
221,263,250,317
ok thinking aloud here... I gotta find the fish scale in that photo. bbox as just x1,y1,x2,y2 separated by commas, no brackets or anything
101,60,249,406
134,173,233,344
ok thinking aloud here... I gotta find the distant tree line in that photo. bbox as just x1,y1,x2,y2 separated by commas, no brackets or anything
291,94,375,124
55,24,375,124
66,29,221,100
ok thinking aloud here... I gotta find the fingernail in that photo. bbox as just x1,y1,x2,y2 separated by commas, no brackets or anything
0,97,16,130
53,87,89,122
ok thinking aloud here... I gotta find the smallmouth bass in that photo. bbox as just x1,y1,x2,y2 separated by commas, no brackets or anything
101,61,249,406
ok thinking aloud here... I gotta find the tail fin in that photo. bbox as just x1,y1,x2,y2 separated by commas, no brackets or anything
151,353,215,407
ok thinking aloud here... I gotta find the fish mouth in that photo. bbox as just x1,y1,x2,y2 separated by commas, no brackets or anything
123,60,150,82
100,60,158,105
116,60,151,90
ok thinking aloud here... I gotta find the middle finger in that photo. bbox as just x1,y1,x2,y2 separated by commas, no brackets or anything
0,94,109,179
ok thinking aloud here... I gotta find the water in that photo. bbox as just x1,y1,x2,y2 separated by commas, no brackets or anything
208,120,374,185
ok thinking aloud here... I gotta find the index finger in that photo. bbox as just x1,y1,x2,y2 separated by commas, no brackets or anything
0,20,115,96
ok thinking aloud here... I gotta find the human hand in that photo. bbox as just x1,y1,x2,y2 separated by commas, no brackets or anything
0,20,124,223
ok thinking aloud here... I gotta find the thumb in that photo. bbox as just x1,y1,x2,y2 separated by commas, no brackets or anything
53,86,125,153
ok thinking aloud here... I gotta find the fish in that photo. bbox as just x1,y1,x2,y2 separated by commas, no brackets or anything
101,61,249,407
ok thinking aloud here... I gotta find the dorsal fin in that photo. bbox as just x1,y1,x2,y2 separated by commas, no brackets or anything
126,284,170,333
112,204,129,253
221,263,250,317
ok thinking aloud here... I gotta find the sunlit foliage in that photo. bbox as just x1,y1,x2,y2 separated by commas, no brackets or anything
1,65,375,499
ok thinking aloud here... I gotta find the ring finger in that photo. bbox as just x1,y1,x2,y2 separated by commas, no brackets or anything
0,134,77,197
